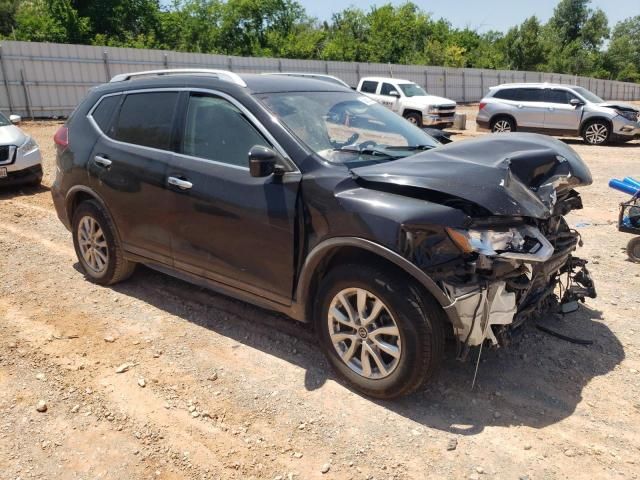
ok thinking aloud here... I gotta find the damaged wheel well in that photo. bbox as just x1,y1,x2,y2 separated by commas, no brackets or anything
299,242,454,333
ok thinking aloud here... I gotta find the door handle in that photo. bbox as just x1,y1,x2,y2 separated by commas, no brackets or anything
94,155,112,168
167,176,193,190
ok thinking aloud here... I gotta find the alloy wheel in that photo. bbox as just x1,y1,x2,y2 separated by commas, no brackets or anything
585,123,608,144
327,288,402,379
77,216,109,274
493,120,512,132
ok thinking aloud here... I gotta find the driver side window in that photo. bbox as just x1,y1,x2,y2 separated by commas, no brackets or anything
182,94,269,167
380,83,397,96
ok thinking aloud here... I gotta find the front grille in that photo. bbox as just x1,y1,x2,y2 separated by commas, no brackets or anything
0,145,10,163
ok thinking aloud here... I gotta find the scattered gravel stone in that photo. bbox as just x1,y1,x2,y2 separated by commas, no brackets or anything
36,400,47,412
493,411,502,419
447,438,458,451
207,372,218,381
191,411,200,418
476,466,485,474
321,463,330,474
524,444,532,450
138,378,146,388
293,452,303,459
115,363,133,373
564,448,576,457
71,405,80,413
35,372,45,381
104,336,116,343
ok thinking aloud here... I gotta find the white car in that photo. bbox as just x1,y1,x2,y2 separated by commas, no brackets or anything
356,77,456,128
0,112,42,186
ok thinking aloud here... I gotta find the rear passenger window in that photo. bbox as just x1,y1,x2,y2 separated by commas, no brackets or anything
181,94,269,167
91,95,120,134
112,92,179,150
519,88,544,102
360,81,378,94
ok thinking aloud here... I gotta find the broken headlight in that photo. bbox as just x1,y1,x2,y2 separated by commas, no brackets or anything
446,225,554,262
615,109,639,122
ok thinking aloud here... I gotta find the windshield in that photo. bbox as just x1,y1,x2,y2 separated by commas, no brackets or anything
257,91,439,165
399,83,428,97
0,112,9,127
572,87,604,103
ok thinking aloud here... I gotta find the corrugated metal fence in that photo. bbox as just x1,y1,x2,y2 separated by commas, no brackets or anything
1,40,639,118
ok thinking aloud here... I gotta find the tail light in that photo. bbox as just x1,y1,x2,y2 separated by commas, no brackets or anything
479,102,487,111
54,125,68,149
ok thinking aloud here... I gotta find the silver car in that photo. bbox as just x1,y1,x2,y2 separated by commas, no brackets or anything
477,83,640,145
0,112,42,186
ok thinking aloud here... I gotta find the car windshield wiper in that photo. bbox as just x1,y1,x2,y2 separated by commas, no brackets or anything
382,144,436,151
332,146,403,159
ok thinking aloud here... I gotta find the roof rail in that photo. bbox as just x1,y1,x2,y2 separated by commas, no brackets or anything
109,69,247,87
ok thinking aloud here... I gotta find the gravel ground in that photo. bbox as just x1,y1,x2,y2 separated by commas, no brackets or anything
1,106,640,480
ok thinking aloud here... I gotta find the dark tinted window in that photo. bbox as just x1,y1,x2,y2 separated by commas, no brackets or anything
519,88,544,102
545,89,578,104
92,95,120,134
493,88,519,101
380,83,397,96
360,81,378,94
181,94,269,167
113,92,179,150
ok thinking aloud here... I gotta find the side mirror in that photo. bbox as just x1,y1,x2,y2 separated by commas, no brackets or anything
569,98,584,107
389,90,400,97
9,114,21,124
249,145,279,178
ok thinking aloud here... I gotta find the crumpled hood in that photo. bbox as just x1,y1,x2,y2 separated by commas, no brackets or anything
0,124,26,146
405,95,456,109
597,102,639,112
351,133,593,219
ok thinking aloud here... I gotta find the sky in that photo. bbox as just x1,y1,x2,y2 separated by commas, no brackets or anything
298,0,640,33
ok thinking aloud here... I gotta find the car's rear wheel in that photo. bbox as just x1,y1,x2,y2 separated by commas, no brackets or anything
315,264,445,399
491,116,515,133
582,120,610,145
403,112,423,127
72,200,135,285
627,237,640,263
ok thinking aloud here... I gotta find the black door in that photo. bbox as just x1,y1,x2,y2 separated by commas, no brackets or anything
88,91,180,265
166,92,301,302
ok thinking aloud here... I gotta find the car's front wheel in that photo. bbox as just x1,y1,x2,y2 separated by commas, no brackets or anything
582,120,611,145
403,112,423,127
72,200,135,285
315,264,445,399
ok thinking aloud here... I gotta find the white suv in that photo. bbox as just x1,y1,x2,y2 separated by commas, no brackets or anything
477,83,640,145
0,112,42,186
356,77,457,128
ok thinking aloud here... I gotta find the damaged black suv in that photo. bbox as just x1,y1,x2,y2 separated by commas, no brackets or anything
52,69,596,399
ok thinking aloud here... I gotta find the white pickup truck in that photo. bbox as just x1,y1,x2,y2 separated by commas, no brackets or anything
356,77,457,128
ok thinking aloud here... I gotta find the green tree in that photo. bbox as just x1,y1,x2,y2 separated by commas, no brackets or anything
0,0,19,37
13,0,90,43
503,17,545,71
605,16,640,81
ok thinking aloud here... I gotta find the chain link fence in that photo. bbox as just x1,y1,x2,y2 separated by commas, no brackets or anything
1,40,639,118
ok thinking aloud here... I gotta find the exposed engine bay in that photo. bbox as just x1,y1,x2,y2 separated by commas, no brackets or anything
352,133,597,351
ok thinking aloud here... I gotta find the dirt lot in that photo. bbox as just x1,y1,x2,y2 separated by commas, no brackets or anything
1,105,640,480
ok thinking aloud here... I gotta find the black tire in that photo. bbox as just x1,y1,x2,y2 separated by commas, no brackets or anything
627,237,640,263
72,200,135,285
403,112,423,127
490,116,516,133
582,119,611,145
315,264,445,399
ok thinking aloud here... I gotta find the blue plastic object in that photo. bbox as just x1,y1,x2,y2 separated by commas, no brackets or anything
609,178,640,196
623,177,640,190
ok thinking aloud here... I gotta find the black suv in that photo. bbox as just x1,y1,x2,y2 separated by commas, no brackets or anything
52,69,596,398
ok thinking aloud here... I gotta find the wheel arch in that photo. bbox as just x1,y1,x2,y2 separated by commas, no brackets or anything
293,237,460,328
580,116,612,136
490,113,517,129
65,186,122,243
402,108,423,119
